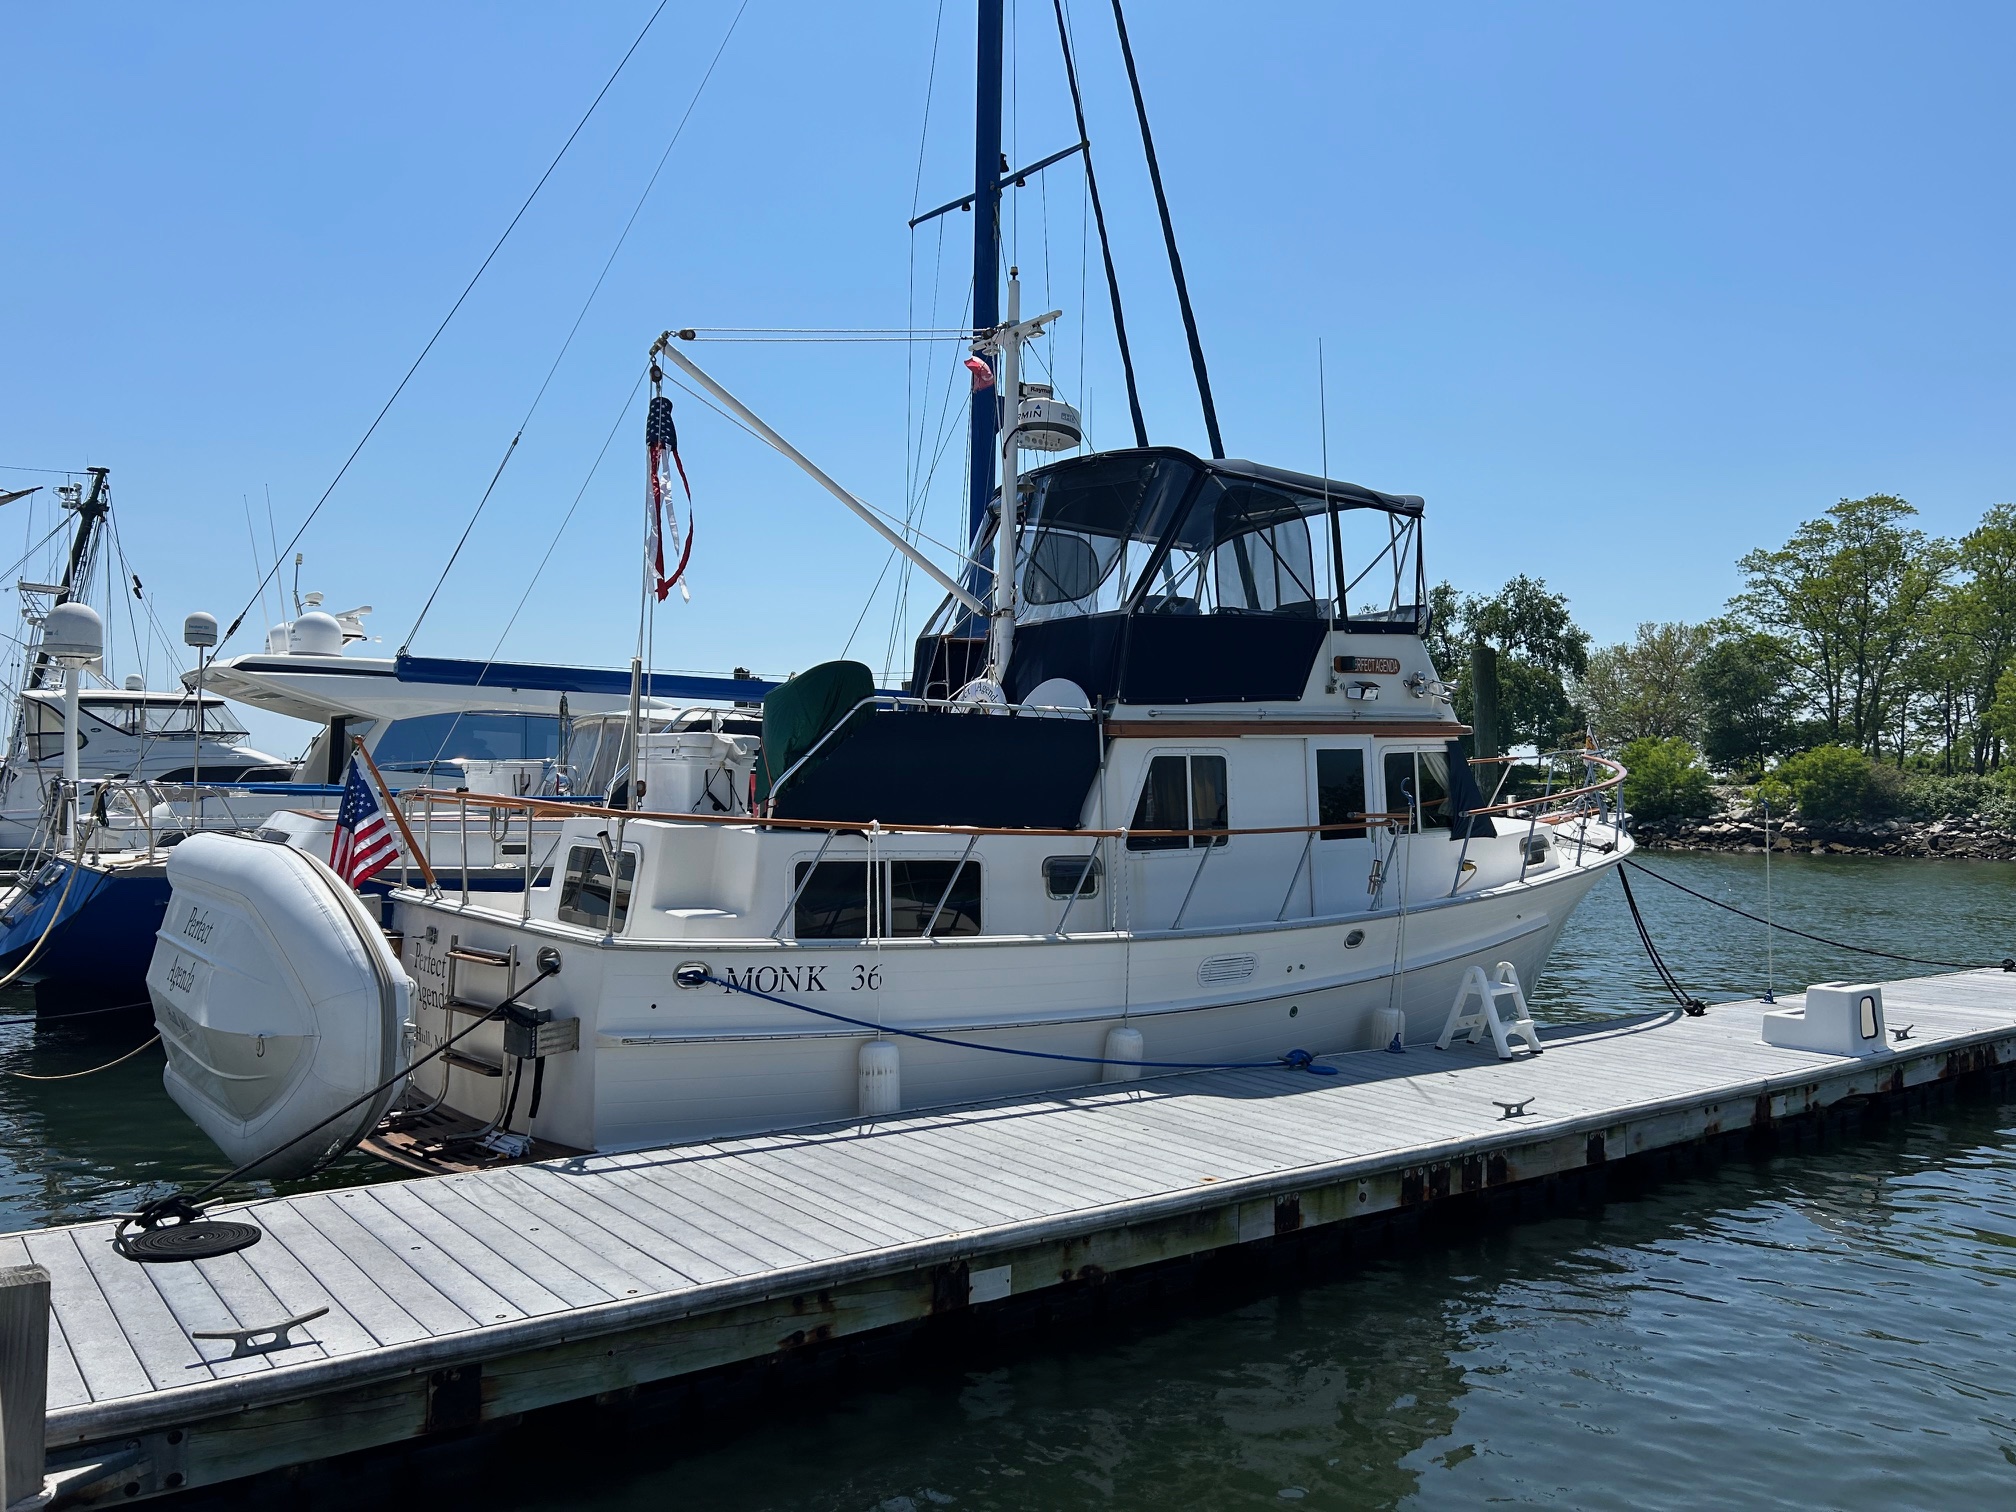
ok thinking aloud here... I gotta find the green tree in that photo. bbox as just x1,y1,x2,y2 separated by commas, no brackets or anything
1949,504,2016,771
1578,622,1714,743
1694,632,1804,773
1423,580,1467,680
1904,584,1978,774
1729,495,1953,754
1427,576,1590,750
1619,736,1715,821
1777,743,1879,824
1983,663,2016,754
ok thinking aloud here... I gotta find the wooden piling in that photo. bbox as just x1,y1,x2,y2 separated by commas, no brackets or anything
0,1263,49,1509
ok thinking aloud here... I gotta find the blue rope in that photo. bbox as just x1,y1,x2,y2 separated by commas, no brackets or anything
702,973,1339,1075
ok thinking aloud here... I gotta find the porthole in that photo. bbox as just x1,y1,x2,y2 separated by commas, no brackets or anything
1344,929,1365,949
1289,1005,1299,1018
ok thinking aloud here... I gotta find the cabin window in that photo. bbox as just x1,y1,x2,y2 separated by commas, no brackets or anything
793,860,871,940
1317,749,1367,839
558,845,636,931
1127,753,1229,850
1044,854,1103,899
1383,750,1454,832
886,859,982,937
130,701,244,737
84,701,140,735
793,859,983,939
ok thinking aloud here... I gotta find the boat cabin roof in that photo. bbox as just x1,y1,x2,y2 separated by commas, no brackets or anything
1017,447,1423,543
21,687,230,706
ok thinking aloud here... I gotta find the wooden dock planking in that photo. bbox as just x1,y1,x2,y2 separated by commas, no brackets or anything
10,968,2016,1503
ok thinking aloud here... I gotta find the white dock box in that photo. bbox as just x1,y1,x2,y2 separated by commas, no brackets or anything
1761,981,1891,1057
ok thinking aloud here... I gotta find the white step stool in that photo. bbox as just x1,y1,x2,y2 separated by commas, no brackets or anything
1760,981,1893,1057
1437,961,1542,1060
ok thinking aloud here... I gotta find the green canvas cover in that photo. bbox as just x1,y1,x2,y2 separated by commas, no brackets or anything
756,659,876,803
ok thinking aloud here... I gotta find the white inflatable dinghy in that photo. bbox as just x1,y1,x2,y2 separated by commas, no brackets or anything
147,832,412,1177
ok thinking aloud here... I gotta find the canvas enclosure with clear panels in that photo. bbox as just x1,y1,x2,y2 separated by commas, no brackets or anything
932,447,1427,633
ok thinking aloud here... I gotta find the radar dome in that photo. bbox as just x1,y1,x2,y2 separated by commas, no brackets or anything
42,602,103,667
288,611,344,656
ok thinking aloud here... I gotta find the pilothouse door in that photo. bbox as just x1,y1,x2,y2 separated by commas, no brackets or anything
1308,743,1373,915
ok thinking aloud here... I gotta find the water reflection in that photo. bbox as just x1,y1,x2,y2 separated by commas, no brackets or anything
6,854,2016,1508
0,987,397,1232
488,1103,2016,1512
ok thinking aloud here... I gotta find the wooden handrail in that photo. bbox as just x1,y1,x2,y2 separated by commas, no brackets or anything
1463,756,1626,819
398,778,1622,845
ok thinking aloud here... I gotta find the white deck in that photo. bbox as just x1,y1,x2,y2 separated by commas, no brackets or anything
12,969,2016,1453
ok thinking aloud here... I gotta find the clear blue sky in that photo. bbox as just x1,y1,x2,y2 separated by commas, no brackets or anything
5,2,2011,749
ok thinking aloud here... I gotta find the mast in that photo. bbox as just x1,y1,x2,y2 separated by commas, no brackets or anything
980,274,1062,685
27,466,109,691
988,273,1023,680
964,0,1005,593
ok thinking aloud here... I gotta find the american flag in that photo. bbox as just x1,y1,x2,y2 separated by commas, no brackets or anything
329,755,399,887
645,392,693,603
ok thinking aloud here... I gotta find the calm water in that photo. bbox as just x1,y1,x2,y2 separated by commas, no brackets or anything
5,852,2015,1508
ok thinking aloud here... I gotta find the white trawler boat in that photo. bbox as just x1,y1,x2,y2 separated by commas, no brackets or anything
142,11,1630,1179
147,377,1628,1174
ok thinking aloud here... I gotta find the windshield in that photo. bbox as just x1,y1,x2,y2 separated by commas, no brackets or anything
1015,456,1322,623
1015,453,1197,622
371,712,562,771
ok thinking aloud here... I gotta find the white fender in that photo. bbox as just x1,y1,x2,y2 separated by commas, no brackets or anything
147,833,412,1177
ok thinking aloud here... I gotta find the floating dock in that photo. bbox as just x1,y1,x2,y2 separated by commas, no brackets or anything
6,969,2016,1506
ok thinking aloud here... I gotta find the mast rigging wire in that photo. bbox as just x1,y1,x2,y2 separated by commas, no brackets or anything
470,369,652,678
216,0,677,655
401,0,752,654
659,373,984,569
1109,0,1223,458
1053,0,1147,447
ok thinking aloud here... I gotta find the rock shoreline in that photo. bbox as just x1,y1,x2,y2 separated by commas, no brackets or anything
1631,814,2016,861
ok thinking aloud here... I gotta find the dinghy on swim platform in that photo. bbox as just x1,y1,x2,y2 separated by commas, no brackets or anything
146,833,412,1177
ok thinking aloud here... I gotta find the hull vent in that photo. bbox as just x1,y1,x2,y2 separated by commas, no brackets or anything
1197,953,1257,987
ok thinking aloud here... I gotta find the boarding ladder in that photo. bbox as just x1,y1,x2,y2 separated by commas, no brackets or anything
1437,960,1542,1060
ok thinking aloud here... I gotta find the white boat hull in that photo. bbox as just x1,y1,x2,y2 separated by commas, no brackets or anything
390,849,1611,1153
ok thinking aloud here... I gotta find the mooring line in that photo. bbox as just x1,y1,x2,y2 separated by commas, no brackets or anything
1623,860,1993,970
702,972,1337,1075
1616,868,1708,1016
9,1032,159,1081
